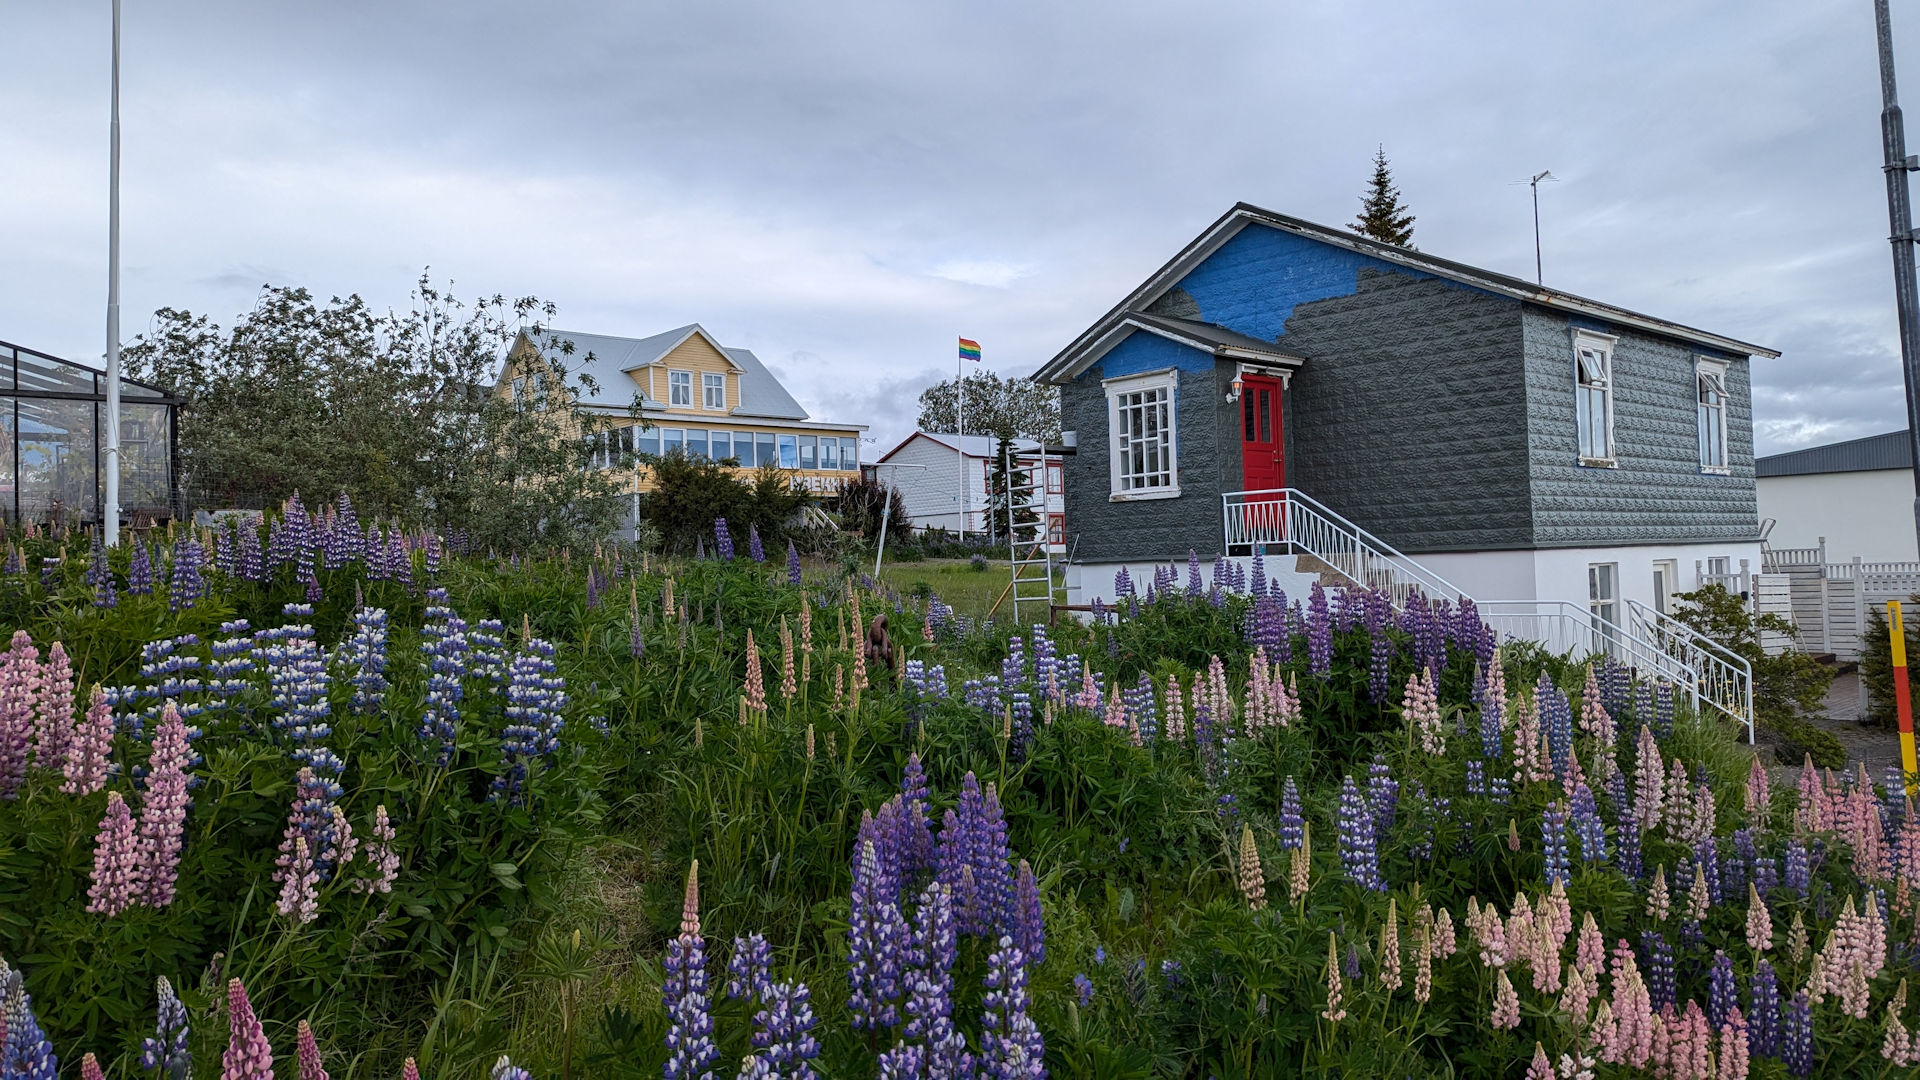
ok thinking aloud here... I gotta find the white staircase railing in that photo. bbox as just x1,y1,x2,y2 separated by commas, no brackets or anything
1222,487,1466,609
1219,486,1755,742
1623,599,1755,741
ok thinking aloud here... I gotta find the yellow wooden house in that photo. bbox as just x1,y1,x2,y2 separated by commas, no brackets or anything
500,323,866,496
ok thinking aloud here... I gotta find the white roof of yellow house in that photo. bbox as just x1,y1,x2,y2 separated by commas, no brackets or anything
510,323,817,421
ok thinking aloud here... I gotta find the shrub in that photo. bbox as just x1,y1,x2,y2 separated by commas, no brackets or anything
644,452,809,554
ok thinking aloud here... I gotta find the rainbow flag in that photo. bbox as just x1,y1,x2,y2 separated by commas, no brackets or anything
958,337,982,362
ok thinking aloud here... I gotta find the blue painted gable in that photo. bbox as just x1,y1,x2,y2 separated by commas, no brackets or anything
1085,329,1213,381
1168,223,1491,343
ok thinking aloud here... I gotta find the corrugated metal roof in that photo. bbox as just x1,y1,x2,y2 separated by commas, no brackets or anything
877,431,1042,463
513,325,809,420
1756,429,1912,476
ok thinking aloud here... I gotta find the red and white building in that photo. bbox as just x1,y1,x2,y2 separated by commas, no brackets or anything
868,431,1066,551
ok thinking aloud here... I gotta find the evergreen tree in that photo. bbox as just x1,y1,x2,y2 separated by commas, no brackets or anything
1351,145,1416,247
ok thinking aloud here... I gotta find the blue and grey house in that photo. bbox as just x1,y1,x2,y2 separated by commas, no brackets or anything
1034,202,1778,638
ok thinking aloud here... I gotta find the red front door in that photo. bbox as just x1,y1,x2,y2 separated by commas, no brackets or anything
1239,374,1285,490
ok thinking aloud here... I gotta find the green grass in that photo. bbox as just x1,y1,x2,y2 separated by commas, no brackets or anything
877,557,1022,620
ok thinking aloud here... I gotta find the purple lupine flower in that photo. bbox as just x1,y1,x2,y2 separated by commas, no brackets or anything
257,610,337,775
1751,851,1778,896
168,538,206,612
1010,860,1045,965
1569,781,1606,864
128,541,153,595
894,881,971,1077
898,754,937,877
1336,775,1384,892
1537,673,1574,780
715,518,734,561
88,536,117,608
1748,959,1781,1058
340,607,390,714
1282,772,1313,849
1073,973,1093,1007
935,773,1013,938
493,637,566,805
1541,799,1570,887
140,704,193,907
1694,835,1723,906
1708,950,1736,1030
787,541,802,586
490,1058,531,1080
1367,758,1399,841
980,936,1045,1078
1306,584,1332,677
664,870,718,1080
1640,930,1676,1012
1249,550,1266,596
1652,682,1675,740
86,791,143,916
1781,990,1813,1077
748,524,766,563
1366,590,1394,703
1133,671,1159,743
3,967,58,1080
729,933,775,1003
849,839,911,1030
1184,550,1203,597
1783,839,1810,897
1478,666,1504,761
1615,811,1643,879
140,975,191,1080
751,981,821,1076
418,591,469,766
1465,759,1486,796
1113,566,1134,597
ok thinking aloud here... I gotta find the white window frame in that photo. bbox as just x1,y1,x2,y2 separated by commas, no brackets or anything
668,370,693,407
1572,330,1617,467
1588,561,1619,638
702,372,727,410
1652,559,1679,616
1696,357,1730,474
1104,368,1180,501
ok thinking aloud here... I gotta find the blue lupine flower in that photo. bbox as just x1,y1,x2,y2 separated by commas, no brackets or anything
715,518,734,561
1279,777,1304,850
751,981,820,1076
849,839,910,1030
2,967,57,1080
418,590,470,766
1748,959,1781,1058
787,541,802,586
1782,990,1813,1077
663,929,718,1080
1306,584,1332,677
1073,973,1094,1007
339,607,390,714
729,933,775,1003
128,541,154,595
1640,930,1676,1012
980,936,1045,1079
493,637,566,805
1541,800,1570,886
1337,775,1384,892
139,975,191,1080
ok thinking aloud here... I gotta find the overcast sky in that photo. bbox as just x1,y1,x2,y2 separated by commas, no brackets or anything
3,1,1915,456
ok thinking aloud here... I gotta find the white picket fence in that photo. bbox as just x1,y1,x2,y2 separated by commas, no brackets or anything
1759,538,1920,661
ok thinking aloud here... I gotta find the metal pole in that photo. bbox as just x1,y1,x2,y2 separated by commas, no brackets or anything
956,353,966,538
1876,0,1920,558
104,0,123,544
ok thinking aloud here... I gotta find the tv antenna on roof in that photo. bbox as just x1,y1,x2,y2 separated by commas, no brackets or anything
1511,170,1558,284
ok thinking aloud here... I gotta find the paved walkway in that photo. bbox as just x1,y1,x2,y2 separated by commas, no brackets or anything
1809,671,1903,776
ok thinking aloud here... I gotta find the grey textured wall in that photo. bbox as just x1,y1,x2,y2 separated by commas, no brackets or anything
1279,270,1536,552
1061,360,1228,563
1521,307,1760,546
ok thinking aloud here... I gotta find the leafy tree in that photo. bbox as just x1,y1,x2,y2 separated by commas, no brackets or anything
1670,584,1841,765
643,451,809,555
833,476,911,539
914,370,1060,443
123,275,640,552
1351,145,1416,247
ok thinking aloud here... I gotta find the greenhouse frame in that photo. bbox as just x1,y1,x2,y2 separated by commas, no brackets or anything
0,338,181,528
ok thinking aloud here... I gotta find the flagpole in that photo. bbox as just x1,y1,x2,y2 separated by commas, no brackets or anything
956,349,966,539
103,0,123,546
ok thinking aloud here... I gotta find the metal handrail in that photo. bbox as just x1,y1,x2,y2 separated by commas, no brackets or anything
1221,487,1467,608
1481,599,1753,743
1623,599,1755,741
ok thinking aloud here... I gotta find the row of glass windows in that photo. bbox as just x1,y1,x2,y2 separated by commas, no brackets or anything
1573,333,1731,474
586,426,860,471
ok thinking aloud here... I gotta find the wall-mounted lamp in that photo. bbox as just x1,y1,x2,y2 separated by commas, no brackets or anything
1226,374,1244,403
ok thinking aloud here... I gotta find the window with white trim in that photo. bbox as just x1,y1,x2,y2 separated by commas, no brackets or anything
1588,562,1619,631
1696,357,1729,473
669,370,693,407
1105,369,1179,498
1573,332,1616,465
703,372,726,410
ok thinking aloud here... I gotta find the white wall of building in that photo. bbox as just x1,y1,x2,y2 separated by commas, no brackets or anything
875,435,990,534
1419,540,1765,613
1757,469,1918,563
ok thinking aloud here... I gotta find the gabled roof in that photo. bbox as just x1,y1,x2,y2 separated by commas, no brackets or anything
876,430,1042,463
1035,202,1780,384
511,324,808,420
1757,429,1912,477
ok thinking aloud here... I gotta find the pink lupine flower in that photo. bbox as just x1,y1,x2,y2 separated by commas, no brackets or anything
1633,726,1665,834
141,702,193,907
35,641,74,770
0,629,42,797
353,805,400,894
1511,691,1549,784
742,630,766,715
1490,970,1521,1030
1646,865,1672,922
87,791,145,916
1524,1042,1554,1080
1275,670,1301,727
1075,669,1100,712
401,1059,421,1080
1162,673,1185,741
1895,796,1920,886
1406,669,1443,756
1743,756,1770,818
81,1053,106,1080
223,977,275,1080
275,836,320,924
328,806,358,868
1605,940,1656,1068
1560,964,1592,1028
1413,916,1433,1004
1321,933,1345,1022
1206,655,1231,734
1745,883,1772,953
1246,648,1271,731
1575,911,1606,978
1104,685,1125,729
1663,758,1692,837
1666,1000,1714,1080
1883,983,1918,1068
296,1019,328,1080
1433,908,1457,958
1578,664,1615,749
1378,898,1401,991
60,685,115,795
1794,754,1826,833
1717,1007,1750,1080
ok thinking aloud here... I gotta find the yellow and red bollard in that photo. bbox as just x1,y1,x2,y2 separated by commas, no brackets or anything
1889,601,1919,794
